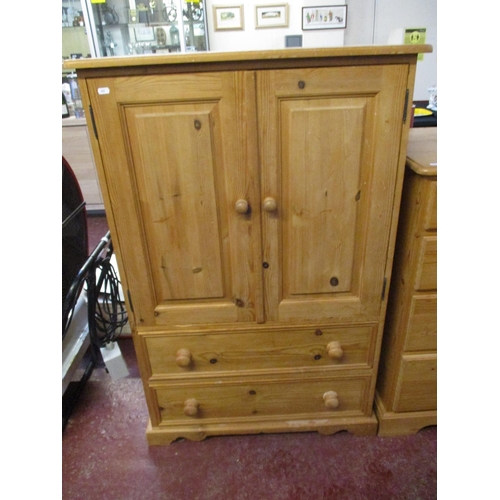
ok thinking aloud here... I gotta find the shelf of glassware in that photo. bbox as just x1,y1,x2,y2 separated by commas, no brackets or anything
87,0,208,57
127,1,208,54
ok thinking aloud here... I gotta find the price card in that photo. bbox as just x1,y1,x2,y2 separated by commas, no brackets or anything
404,28,427,61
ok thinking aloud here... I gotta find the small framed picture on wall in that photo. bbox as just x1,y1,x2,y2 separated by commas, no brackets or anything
302,5,347,30
255,4,289,29
213,5,245,31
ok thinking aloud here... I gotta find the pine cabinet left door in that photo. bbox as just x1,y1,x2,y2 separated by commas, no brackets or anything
86,71,263,327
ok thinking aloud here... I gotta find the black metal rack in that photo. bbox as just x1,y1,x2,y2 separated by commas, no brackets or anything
62,230,114,431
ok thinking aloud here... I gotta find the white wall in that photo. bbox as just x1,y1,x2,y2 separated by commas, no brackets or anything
204,0,436,101
344,0,437,100
344,0,375,46
374,0,436,100
205,1,345,51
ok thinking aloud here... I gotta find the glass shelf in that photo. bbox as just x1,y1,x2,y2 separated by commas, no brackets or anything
62,0,209,59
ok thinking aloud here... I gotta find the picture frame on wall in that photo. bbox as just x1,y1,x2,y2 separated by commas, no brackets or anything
302,5,347,30
213,5,245,31
255,4,289,29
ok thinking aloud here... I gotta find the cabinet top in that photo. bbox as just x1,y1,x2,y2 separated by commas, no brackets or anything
406,128,437,176
63,45,432,73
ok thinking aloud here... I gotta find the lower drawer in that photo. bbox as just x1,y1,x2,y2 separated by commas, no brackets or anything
405,294,437,351
414,236,437,291
394,353,437,412
152,373,371,424
143,324,376,379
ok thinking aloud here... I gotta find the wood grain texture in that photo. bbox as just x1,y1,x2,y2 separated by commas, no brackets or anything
126,102,225,301
282,98,365,296
143,324,377,378
63,45,432,71
88,71,263,326
393,354,437,412
406,128,437,176
424,182,438,230
146,415,378,445
257,64,409,323
374,393,436,437
404,294,437,351
153,373,371,422
86,76,159,326
414,236,437,291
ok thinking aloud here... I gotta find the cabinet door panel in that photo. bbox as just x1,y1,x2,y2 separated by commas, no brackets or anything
87,72,263,326
282,98,365,296
257,65,408,322
125,103,225,301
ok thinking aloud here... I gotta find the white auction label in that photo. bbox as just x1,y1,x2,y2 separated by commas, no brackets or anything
98,87,110,95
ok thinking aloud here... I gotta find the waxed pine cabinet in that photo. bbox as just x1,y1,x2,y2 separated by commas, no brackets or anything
64,45,431,444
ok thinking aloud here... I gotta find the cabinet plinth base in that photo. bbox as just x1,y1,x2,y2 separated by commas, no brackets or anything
146,415,378,445
374,393,436,437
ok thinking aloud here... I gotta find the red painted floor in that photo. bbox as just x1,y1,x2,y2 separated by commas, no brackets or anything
63,215,437,499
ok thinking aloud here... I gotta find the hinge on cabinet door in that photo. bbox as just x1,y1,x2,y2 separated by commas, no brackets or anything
89,105,98,140
126,289,134,313
402,89,410,123
381,278,388,300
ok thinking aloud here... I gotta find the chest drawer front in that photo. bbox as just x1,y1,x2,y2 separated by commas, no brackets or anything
154,374,370,423
394,354,437,412
143,324,377,378
405,294,437,352
424,181,437,231
414,236,437,291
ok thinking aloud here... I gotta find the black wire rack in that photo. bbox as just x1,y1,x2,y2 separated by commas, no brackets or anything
63,230,128,431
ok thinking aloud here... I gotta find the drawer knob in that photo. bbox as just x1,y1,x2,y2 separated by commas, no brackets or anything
323,391,339,409
263,197,277,212
183,398,199,417
235,199,249,214
326,341,344,360
176,348,192,367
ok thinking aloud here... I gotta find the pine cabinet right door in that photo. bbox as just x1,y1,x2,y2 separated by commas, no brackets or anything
257,65,409,323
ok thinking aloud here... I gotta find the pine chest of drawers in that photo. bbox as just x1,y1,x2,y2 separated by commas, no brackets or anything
375,127,437,436
64,45,431,444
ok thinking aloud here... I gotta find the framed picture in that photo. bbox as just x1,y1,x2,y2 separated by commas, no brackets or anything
302,5,347,30
255,4,289,29
213,5,244,31
134,27,155,42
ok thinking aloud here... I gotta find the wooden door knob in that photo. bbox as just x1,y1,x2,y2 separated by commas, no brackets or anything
323,391,339,409
176,348,192,367
183,398,199,417
326,341,344,360
235,199,249,214
263,197,277,212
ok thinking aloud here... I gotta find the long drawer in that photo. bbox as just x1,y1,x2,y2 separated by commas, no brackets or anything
141,324,377,379
152,372,371,424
